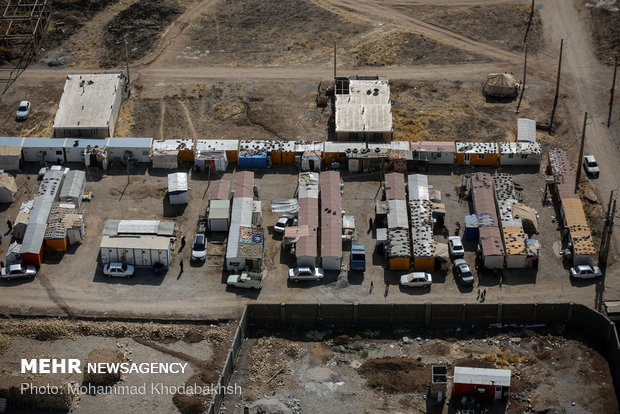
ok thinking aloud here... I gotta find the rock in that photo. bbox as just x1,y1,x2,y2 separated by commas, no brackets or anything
584,187,598,203
402,336,413,344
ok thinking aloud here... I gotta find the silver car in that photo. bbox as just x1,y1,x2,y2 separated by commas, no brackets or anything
288,267,324,282
570,265,602,279
16,100,31,120
1,264,37,280
453,259,474,285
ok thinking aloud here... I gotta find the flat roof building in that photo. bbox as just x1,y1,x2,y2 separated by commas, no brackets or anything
53,73,125,138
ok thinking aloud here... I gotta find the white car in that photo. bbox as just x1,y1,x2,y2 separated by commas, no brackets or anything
16,100,31,120
288,267,324,282
103,263,134,278
191,234,207,262
0,264,37,280
583,155,599,178
570,265,602,279
274,215,296,234
400,272,432,287
448,236,465,258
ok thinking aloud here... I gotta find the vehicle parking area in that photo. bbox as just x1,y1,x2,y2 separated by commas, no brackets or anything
0,161,613,320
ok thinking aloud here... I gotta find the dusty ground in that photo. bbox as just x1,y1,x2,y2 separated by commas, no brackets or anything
0,319,234,413
579,0,620,64
223,326,617,414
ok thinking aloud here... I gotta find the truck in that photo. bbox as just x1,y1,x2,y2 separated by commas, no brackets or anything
350,245,366,271
227,270,265,289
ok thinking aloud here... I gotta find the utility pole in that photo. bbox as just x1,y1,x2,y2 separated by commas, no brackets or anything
575,112,588,193
516,42,528,114
124,36,131,96
549,39,564,132
333,42,337,80
608,55,618,128
600,190,617,270
524,0,535,43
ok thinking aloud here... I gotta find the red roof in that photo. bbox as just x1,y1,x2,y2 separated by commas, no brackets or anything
297,197,318,257
479,226,504,256
207,180,230,200
411,141,455,153
320,171,342,258
385,172,406,200
234,171,254,198
471,173,498,225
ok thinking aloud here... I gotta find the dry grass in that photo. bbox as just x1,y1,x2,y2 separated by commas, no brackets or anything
484,349,530,366
0,333,12,354
115,98,135,137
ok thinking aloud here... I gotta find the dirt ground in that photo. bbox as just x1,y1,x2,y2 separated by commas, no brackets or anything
223,326,618,414
0,318,234,413
579,0,620,64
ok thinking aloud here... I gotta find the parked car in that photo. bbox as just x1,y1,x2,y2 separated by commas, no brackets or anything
1,264,37,280
400,272,432,287
288,266,324,282
274,214,296,234
583,155,599,178
570,265,602,279
103,263,134,278
227,271,264,289
448,236,465,258
15,100,31,120
453,259,474,285
191,234,207,262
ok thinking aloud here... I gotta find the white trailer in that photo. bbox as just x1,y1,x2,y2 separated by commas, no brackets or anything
99,235,171,268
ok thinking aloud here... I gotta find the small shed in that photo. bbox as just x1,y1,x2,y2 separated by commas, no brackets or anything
63,138,109,164
301,151,322,171
22,137,66,163
453,367,511,400
411,141,455,165
59,170,86,207
21,195,54,267
456,142,499,166
107,137,152,163
238,148,269,169
152,139,193,168
517,118,537,142
208,199,231,232
207,180,231,201
0,136,24,170
0,173,17,203
168,173,188,205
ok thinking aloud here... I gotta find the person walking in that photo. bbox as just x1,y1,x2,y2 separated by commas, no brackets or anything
179,260,184,273
370,280,374,294
477,288,480,300
482,289,487,301
6,219,12,231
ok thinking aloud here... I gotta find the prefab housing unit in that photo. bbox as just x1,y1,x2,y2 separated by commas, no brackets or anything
238,149,268,169
323,141,365,164
384,172,406,201
107,137,152,163
0,136,24,170
453,367,511,400
20,195,54,267
152,139,194,168
208,199,231,232
240,140,283,164
207,180,231,201
168,172,188,205
296,172,320,268
502,226,528,268
59,170,86,207
197,139,238,162
99,235,171,268
22,138,66,163
478,226,505,269
517,118,537,142
456,142,499,166
226,198,261,271
63,138,108,164
320,171,342,271
410,141,455,165
499,142,542,166
53,73,125,138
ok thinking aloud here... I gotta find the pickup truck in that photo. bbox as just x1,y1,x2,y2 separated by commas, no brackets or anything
227,271,264,289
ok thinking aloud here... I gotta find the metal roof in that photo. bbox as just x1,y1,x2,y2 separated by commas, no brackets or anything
503,226,528,255
153,139,193,152
53,74,123,129
562,198,588,228
299,172,319,199
500,142,542,155
479,226,505,256
196,139,237,151
100,235,170,250
387,228,410,258
63,138,109,149
320,171,342,259
209,199,230,219
103,219,175,236
517,118,537,142
22,137,65,148
234,171,254,198
38,170,64,198
59,170,86,201
324,142,366,153
294,141,323,152
168,172,188,194
207,180,230,200
335,79,393,133
471,173,498,225
548,148,572,179
239,140,290,152
387,199,409,229
297,197,319,258
368,141,409,151
408,174,429,201
411,141,455,153
454,367,511,387
0,137,25,146
385,173,406,200
456,142,498,154
22,196,54,254
107,137,153,148
227,197,256,258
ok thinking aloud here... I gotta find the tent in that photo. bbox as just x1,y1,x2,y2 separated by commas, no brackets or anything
0,173,17,203
434,242,450,271
483,73,519,98
512,203,539,235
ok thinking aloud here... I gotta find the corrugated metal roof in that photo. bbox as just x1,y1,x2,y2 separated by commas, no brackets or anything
227,197,256,258
456,142,498,154
556,174,578,200
297,197,319,258
22,196,54,254
59,170,86,201
408,174,429,201
299,172,319,199
207,180,230,200
100,235,170,250
63,138,108,149
168,173,188,194
103,219,175,236
503,226,528,255
153,139,193,151
38,170,64,198
548,148,572,178
0,137,25,146
234,171,254,198
517,118,537,142
500,142,542,155
471,173,498,225
479,226,504,256
385,173,406,200
387,228,410,258
411,225,435,256
239,139,290,152
562,198,588,228
335,79,393,133
368,141,409,151
410,141,455,153
107,137,153,148
294,141,323,152
454,367,511,387
387,199,409,229
320,171,342,259
569,227,596,256
0,145,22,156
22,137,65,148
324,142,366,152
196,139,237,151
209,199,230,219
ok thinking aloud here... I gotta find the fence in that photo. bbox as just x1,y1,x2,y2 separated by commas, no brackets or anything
207,302,620,413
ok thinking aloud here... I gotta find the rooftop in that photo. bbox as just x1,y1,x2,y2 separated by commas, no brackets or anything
410,141,455,153
234,171,254,199
385,173,406,201
454,367,511,387
335,79,393,133
456,142,499,154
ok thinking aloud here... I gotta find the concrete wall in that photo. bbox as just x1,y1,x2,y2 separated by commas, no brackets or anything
208,303,620,414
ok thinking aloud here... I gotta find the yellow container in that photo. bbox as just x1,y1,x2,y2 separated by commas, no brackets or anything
389,257,410,271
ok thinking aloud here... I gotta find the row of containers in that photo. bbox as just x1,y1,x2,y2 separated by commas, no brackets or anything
0,133,542,173
546,148,596,266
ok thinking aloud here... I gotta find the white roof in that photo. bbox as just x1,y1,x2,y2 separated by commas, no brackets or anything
117,220,159,234
294,141,323,152
324,141,366,152
499,142,542,155
153,139,194,151
335,79,393,133
456,142,499,154
196,139,238,151
53,74,123,129
387,199,409,229
407,174,429,201
100,235,170,250
168,172,188,193
298,172,319,199
517,118,537,142
368,141,409,151
454,367,511,387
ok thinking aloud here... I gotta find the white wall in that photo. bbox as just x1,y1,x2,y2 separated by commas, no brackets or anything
506,254,528,268
22,147,66,163
100,246,171,268
483,255,504,269
500,154,541,166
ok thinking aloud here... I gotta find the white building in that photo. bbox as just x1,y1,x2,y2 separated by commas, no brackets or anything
100,236,171,268
22,138,66,163
53,73,125,138
410,141,456,165
168,172,188,205
107,137,152,163
517,118,537,142
0,137,24,170
208,199,230,232
63,138,108,164
499,142,542,166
